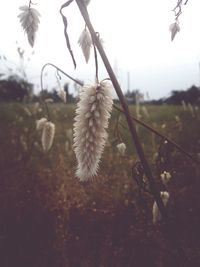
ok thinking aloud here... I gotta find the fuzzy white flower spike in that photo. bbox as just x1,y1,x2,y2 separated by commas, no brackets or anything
78,27,92,63
73,81,113,182
18,5,41,47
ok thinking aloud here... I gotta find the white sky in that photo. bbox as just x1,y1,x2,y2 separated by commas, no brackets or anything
0,0,200,99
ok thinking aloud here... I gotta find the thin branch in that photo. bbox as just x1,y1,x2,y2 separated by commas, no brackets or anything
40,64,51,120
75,0,168,222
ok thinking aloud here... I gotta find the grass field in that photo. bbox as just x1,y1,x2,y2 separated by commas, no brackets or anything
0,102,200,267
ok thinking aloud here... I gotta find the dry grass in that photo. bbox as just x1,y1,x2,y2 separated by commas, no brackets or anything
0,102,200,267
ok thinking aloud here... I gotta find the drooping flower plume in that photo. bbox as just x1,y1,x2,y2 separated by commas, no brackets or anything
78,27,92,63
41,121,55,152
18,5,40,47
73,81,113,181
169,22,180,41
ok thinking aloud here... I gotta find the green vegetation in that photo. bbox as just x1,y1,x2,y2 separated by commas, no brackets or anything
0,103,200,267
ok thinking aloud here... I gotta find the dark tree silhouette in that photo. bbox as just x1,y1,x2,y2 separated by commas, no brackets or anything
0,75,33,102
165,85,200,105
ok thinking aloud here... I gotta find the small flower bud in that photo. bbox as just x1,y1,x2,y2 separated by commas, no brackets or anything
116,143,126,156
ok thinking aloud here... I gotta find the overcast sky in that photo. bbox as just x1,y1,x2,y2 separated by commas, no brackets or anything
0,0,200,99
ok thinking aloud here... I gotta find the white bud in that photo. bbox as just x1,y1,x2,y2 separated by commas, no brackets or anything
152,191,169,224
116,143,126,156
160,171,172,186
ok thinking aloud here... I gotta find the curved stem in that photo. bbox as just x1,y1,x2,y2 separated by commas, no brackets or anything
40,62,84,120
41,62,83,86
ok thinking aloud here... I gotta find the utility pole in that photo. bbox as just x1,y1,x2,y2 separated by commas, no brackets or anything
127,71,130,92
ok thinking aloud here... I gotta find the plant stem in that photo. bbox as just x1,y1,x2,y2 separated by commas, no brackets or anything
75,0,167,221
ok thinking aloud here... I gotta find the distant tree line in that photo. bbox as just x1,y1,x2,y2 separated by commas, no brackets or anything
123,85,200,105
0,74,200,105
0,75,33,102
0,75,75,103
163,85,200,105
